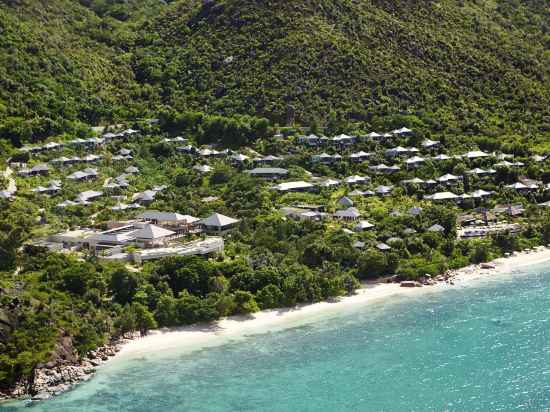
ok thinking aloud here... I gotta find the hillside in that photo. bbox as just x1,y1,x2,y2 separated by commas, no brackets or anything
0,0,549,142
140,0,549,131
0,0,147,145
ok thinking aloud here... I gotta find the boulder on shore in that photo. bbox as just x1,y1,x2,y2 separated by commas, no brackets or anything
31,392,52,401
400,281,422,288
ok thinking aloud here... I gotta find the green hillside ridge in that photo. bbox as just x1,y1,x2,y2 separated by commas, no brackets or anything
143,0,549,130
1,0,549,147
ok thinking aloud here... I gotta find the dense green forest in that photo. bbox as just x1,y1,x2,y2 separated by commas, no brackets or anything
1,0,549,146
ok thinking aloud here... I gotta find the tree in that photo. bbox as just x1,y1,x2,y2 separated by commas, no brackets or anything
153,256,214,296
357,250,387,279
232,291,259,314
59,264,95,295
256,285,284,309
110,267,140,305
492,232,519,253
131,303,157,336
115,309,136,338
302,240,333,267
150,142,174,158
154,294,178,327
541,222,550,244
342,274,360,296
470,243,490,264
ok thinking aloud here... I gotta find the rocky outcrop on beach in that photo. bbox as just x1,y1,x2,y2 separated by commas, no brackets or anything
0,332,137,403
28,340,132,401
396,261,503,289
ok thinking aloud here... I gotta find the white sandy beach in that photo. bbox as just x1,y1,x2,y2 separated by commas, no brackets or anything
116,247,550,359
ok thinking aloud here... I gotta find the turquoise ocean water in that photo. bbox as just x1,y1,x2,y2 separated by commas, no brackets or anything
3,262,550,411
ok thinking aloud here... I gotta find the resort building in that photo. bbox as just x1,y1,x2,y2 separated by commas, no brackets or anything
245,167,289,180
200,213,240,233
273,181,315,192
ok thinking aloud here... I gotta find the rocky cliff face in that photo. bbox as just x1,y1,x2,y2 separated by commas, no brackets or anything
29,337,125,401
0,327,126,402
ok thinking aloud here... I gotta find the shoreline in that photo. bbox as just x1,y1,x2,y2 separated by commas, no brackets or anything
6,246,550,403
116,246,550,359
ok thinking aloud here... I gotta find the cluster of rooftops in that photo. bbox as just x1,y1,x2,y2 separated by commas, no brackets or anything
19,129,139,153
297,128,414,145
45,210,240,260
4,124,550,255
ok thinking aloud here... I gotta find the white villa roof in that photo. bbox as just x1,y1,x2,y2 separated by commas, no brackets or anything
200,213,240,227
354,220,375,231
333,207,361,218
198,148,214,156
111,203,142,211
318,178,341,187
422,139,440,147
437,173,459,182
464,150,489,158
333,134,353,141
83,154,102,161
386,146,409,155
77,190,102,202
338,196,354,206
403,177,425,184
138,210,191,222
409,206,423,215
392,127,412,135
506,182,528,190
274,181,314,191
375,185,393,194
231,153,249,161
262,155,282,161
246,167,288,175
133,190,157,201
67,168,97,180
369,164,389,171
470,189,493,198
406,156,425,164
137,211,199,223
344,175,369,184
425,191,459,200
467,168,488,174
193,165,212,173
51,156,71,164
349,151,371,158
135,224,175,240
377,242,392,250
